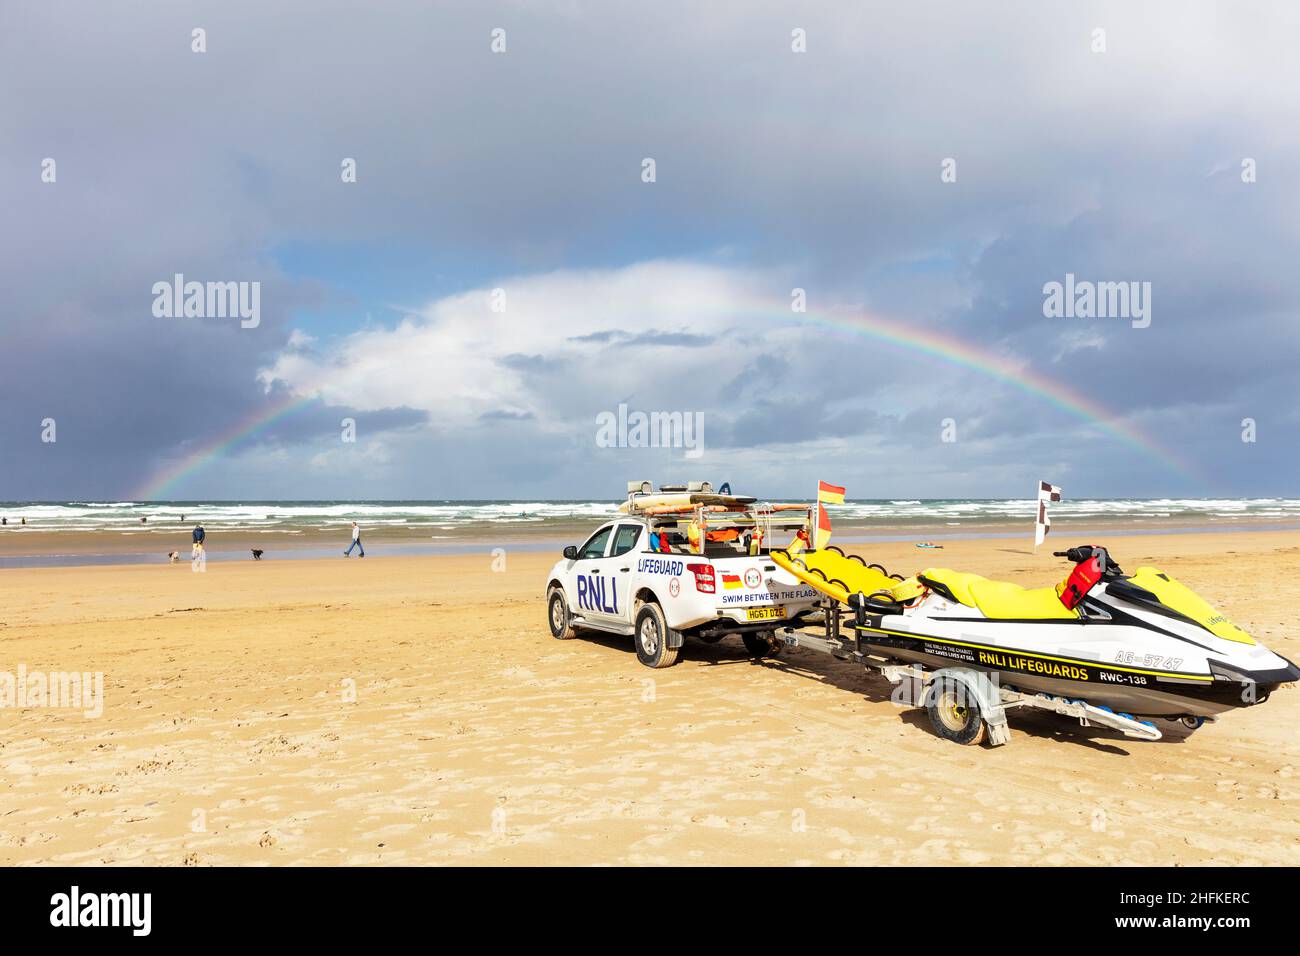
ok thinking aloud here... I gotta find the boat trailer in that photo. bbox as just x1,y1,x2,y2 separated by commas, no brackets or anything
774,598,1169,746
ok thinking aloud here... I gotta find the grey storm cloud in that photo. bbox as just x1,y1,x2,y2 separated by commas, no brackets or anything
264,400,428,444
479,409,537,422
567,330,716,348
623,331,715,348
498,353,564,373
2,1,1298,499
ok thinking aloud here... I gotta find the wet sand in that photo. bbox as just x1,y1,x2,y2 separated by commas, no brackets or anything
1,530,1298,865
4,516,1300,563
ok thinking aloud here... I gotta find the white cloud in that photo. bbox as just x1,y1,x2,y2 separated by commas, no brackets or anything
1053,328,1109,361
258,260,776,430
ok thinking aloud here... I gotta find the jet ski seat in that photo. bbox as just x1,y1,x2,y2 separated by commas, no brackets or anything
918,568,1079,620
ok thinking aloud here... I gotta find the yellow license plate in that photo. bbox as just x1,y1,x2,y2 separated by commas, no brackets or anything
746,606,787,621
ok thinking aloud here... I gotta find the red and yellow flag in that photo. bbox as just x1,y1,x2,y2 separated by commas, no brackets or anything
817,480,846,505
813,480,844,549
814,503,833,550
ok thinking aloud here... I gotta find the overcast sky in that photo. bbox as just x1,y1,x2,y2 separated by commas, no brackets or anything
2,1,1297,501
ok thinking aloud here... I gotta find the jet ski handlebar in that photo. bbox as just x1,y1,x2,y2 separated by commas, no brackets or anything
1053,545,1123,577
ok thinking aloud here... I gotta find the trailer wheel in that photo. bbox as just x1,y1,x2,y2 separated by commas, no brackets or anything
742,630,780,659
926,675,987,745
634,603,679,668
547,588,577,640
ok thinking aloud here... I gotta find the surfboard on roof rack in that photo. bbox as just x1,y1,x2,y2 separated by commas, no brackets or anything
618,479,757,514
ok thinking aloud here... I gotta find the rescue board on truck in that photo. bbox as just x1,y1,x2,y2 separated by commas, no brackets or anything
618,492,757,514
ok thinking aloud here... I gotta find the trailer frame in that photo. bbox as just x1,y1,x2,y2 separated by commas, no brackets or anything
773,595,1164,745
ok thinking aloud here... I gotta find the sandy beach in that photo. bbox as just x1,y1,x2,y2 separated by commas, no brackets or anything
2,530,1298,866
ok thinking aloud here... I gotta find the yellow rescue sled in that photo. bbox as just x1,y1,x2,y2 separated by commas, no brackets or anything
769,545,926,606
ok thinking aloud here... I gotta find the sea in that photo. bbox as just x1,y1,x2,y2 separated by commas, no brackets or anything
3,498,1299,537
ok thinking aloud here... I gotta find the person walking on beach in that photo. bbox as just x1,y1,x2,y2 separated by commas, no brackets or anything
344,521,365,558
191,522,206,559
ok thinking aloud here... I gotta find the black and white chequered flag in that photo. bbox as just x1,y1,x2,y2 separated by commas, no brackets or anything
1035,481,1062,547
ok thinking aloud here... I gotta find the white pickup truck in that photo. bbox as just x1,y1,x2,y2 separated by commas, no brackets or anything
544,512,822,667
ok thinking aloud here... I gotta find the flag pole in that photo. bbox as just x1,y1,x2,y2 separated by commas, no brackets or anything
809,479,816,551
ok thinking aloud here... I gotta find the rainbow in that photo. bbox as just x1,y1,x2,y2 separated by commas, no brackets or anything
132,299,1201,499
134,392,323,500
733,299,1200,482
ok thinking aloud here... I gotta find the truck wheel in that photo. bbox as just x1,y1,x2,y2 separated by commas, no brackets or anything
634,603,678,668
926,675,987,746
547,588,577,640
742,630,779,659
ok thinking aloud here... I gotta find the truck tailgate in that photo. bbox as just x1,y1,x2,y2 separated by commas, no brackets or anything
712,559,819,620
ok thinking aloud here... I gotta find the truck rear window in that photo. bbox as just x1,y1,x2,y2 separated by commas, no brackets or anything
611,524,641,556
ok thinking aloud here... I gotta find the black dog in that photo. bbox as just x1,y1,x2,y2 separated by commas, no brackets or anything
251,549,264,560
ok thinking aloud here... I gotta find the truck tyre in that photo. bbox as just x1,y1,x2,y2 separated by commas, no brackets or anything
634,602,679,668
742,630,780,659
926,675,987,745
547,587,577,640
